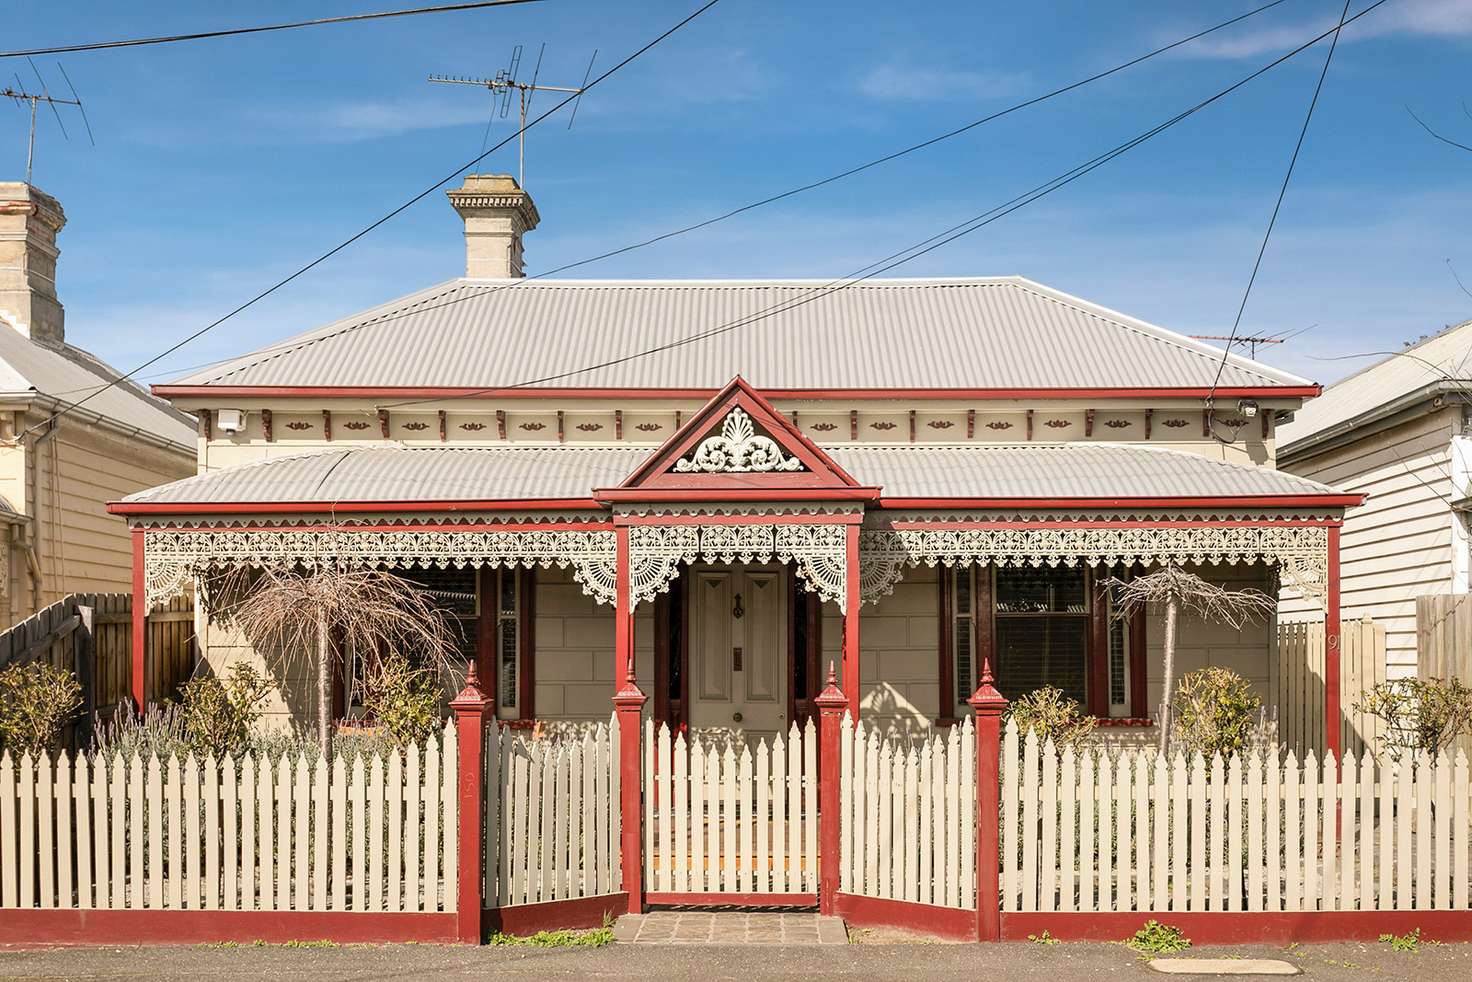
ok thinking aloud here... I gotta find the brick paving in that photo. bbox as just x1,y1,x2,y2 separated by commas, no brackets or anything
613,911,848,945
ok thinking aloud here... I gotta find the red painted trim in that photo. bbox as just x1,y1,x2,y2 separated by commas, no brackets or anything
142,520,610,534
0,909,458,946
109,498,605,516
449,674,491,943
971,695,1006,942
833,893,976,942
612,526,646,916
879,494,1363,509
153,384,1323,400
617,512,864,527
487,894,629,935
597,487,881,504
888,518,1340,530
1326,524,1342,760
842,524,861,718
816,675,848,916
130,528,146,712
644,892,817,907
1000,911,1472,944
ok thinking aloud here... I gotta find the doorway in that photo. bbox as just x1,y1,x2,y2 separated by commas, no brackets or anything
687,564,788,735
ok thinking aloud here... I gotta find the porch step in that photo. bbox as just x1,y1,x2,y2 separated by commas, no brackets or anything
614,912,848,945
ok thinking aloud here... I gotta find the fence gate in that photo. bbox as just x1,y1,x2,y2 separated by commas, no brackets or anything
643,720,819,903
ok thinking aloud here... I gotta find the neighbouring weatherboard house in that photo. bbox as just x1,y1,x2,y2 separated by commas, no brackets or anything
0,181,195,623
111,172,1360,747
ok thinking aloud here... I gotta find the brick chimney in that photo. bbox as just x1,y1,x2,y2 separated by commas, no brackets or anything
0,182,66,345
446,174,539,279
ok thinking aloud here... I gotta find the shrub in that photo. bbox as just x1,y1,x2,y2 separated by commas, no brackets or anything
92,701,192,761
1170,667,1261,758
178,663,272,757
1126,920,1190,954
1006,686,1096,750
361,653,442,748
1356,678,1472,762
0,662,82,756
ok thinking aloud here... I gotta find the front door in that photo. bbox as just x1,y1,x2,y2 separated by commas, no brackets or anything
688,565,787,735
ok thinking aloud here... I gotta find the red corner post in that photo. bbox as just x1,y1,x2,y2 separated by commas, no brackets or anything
612,524,647,915
969,659,1008,943
841,522,861,717
130,527,146,712
449,664,492,944
1325,522,1343,760
814,664,848,916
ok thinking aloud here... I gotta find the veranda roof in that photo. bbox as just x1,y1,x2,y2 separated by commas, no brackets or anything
115,443,1350,512
156,277,1312,394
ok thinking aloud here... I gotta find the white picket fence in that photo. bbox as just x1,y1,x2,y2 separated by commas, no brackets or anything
486,715,621,907
1003,721,1472,913
644,720,819,895
0,723,458,912
840,715,976,910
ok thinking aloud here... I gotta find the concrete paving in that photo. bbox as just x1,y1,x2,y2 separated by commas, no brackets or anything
614,911,848,944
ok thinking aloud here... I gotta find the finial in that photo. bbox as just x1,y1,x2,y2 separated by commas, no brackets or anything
825,661,838,688
978,656,994,687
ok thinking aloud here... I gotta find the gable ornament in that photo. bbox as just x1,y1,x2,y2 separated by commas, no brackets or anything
673,408,804,474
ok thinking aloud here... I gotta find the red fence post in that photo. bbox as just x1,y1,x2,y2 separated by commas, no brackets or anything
614,673,646,915
450,663,492,944
815,664,848,916
969,659,1008,943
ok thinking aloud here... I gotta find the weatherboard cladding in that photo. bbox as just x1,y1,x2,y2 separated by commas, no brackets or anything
122,443,1339,507
168,277,1308,391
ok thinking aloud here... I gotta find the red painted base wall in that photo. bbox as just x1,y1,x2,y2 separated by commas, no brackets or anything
488,894,628,935
0,909,458,947
833,893,977,942
1001,911,1472,945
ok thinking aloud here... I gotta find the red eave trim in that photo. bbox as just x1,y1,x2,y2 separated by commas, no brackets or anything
107,497,603,516
596,487,882,504
150,384,1322,401
879,493,1364,509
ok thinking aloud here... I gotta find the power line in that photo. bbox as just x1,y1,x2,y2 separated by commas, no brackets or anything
125,0,1299,396
380,0,1389,407
1205,0,1354,406
20,0,724,438
0,1,546,59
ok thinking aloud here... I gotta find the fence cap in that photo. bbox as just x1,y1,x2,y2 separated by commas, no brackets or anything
967,658,1008,713
813,662,848,711
449,662,492,714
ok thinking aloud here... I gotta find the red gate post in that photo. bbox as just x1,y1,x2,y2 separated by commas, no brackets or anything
612,523,647,915
969,658,1008,943
815,664,848,916
450,663,492,944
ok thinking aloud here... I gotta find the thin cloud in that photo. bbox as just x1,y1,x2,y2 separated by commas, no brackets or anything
248,96,495,143
1179,0,1472,60
856,62,1031,103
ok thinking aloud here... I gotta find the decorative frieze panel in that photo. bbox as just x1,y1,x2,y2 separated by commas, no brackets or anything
627,523,849,612
673,408,804,473
856,525,1330,608
142,528,618,610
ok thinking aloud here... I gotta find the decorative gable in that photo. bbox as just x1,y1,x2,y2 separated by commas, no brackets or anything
600,376,877,502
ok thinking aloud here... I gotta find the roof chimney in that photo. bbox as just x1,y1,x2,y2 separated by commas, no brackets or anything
0,182,66,345
446,174,539,279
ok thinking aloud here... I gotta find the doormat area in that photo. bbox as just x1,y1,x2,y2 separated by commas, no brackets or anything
614,912,848,945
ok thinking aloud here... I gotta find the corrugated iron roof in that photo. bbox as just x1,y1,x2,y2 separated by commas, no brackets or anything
167,277,1310,391
1278,320,1472,455
0,329,196,449
122,443,1339,507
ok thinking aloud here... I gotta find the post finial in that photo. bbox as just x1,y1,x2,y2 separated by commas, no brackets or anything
814,660,848,711
450,659,491,712
968,656,1007,713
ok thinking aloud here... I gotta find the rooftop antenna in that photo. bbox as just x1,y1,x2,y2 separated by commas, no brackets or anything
429,43,596,188
3,60,92,185
1190,334,1285,360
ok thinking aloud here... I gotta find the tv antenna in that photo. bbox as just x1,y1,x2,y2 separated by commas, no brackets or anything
4,60,93,185
429,43,595,188
1191,334,1285,360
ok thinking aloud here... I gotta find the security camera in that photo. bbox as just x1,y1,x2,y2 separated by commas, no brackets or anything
1236,399,1259,420
216,409,245,434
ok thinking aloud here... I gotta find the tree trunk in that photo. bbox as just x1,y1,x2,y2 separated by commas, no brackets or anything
1158,594,1178,754
316,608,332,760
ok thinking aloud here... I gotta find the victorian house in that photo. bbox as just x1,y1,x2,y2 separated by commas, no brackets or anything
110,174,1358,745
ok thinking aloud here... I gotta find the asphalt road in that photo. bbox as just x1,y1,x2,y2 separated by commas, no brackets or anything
0,940,1466,982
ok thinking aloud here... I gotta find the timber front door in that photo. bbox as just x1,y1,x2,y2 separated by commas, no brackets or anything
688,565,787,735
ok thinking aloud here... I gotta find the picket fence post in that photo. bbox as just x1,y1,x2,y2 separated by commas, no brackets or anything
449,662,492,944
815,664,848,916
969,658,1008,943
613,673,647,914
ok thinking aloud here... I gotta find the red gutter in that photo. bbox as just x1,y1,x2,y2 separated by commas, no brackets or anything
107,497,603,516
595,487,882,504
151,384,1321,401
880,494,1364,509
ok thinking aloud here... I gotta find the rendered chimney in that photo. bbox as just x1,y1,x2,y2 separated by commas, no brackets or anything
446,174,540,279
0,182,66,345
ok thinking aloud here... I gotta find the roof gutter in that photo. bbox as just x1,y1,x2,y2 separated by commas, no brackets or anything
2,391,197,457
151,384,1323,401
107,497,604,516
1279,380,1469,463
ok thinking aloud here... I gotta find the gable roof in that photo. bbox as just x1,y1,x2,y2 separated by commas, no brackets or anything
0,326,195,451
157,277,1314,395
1278,319,1472,457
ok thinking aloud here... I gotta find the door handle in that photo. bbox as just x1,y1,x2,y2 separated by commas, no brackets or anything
732,646,743,671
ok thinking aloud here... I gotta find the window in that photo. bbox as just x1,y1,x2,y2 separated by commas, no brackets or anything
1104,572,1131,717
994,566,1089,706
493,568,524,719
951,565,975,710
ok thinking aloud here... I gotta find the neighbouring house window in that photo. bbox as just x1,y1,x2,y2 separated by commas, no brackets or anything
993,566,1089,707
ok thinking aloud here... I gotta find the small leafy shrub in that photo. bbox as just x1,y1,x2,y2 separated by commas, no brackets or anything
361,653,442,748
178,664,272,757
1379,929,1422,952
1006,686,1096,750
488,927,614,948
1357,679,1472,762
1028,930,1060,945
1126,920,1190,954
0,662,82,756
92,701,192,760
1171,667,1261,758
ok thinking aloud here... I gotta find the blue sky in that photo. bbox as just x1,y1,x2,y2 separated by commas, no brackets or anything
7,0,1472,388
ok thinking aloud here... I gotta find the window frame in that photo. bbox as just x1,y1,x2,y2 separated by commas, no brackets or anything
480,567,535,722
